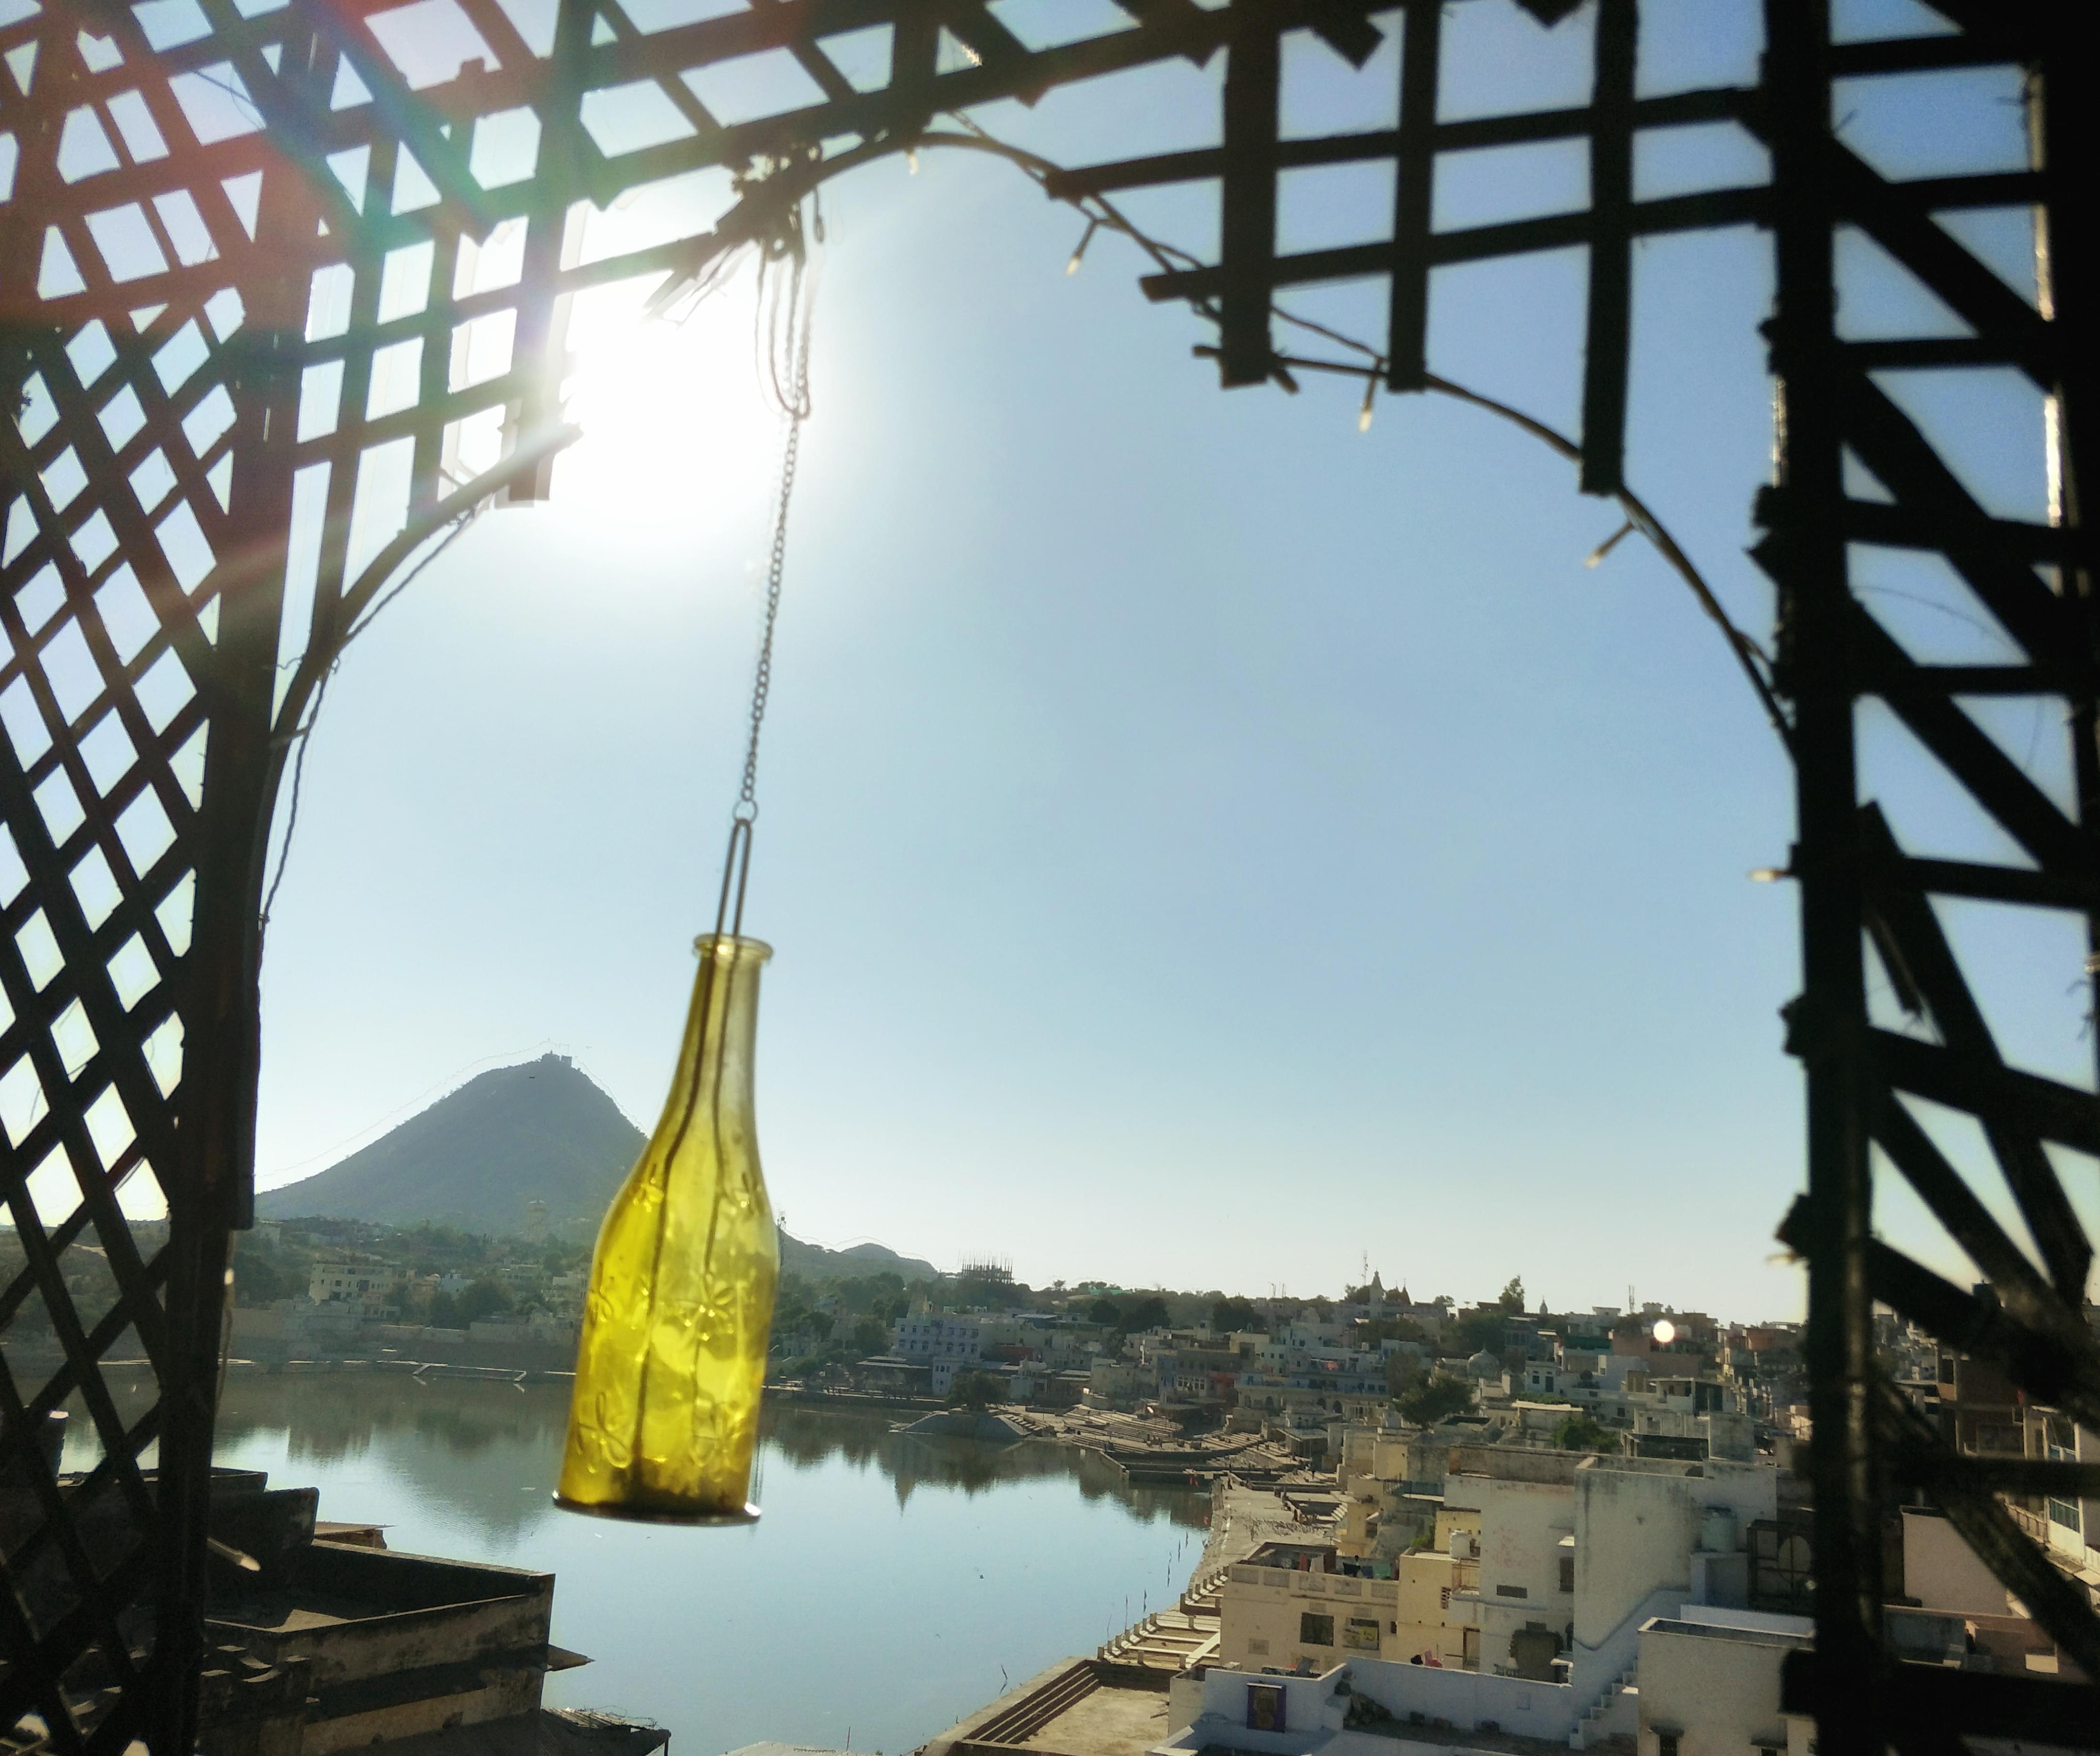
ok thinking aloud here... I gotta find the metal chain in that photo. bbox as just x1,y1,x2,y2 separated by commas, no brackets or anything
715,238,813,938
738,286,807,815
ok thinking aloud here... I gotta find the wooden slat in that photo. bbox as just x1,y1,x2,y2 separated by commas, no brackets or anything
1384,0,1439,392
1217,1,1280,386
1578,0,1636,495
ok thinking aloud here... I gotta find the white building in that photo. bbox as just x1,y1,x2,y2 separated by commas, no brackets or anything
2023,1404,2100,1591
1636,1610,1812,1756
1209,1440,1790,1755
891,1309,985,1395
307,1262,396,1315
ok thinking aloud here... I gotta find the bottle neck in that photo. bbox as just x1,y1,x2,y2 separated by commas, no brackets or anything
662,935,768,1148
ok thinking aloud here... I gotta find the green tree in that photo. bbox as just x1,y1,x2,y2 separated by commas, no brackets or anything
427,1291,460,1328
1123,1295,1171,1333
1088,1298,1124,1330
231,1250,301,1306
1554,1410,1616,1453
1397,1371,1475,1426
1448,1306,1506,1358
1498,1276,1526,1312
456,1279,514,1325
1212,1296,1263,1333
948,1370,1006,1408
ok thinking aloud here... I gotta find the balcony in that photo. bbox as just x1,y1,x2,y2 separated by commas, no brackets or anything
1226,1563,1401,1611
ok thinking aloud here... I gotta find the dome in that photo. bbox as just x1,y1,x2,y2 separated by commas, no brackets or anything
1465,1349,1502,1379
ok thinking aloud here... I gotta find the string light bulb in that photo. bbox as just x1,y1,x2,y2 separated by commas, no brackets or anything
1584,521,1636,568
1358,375,1376,432
1066,217,1099,276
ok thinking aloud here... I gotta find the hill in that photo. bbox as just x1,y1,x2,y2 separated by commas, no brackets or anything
256,1053,939,1278
256,1054,643,1234
779,1233,938,1284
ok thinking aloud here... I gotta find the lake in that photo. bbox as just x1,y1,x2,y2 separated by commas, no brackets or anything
184,1378,1205,1753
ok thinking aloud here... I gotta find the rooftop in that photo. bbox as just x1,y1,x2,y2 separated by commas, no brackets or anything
1020,1682,1172,1755
1644,1618,1812,1648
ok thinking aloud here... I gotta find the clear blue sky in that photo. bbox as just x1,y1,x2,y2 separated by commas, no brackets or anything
244,0,2089,1323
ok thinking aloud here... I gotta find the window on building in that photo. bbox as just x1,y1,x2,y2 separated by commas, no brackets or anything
1299,1612,1335,1646
1344,1617,1380,1650
1559,1556,1575,1593
1658,1735,1679,1756
2048,1497,2082,1532
1495,1584,1529,1598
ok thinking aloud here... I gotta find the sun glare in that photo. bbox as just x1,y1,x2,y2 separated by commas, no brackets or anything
550,268,789,545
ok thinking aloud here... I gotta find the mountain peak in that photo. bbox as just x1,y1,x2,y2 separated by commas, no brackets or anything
256,1055,645,1235
257,1057,944,1277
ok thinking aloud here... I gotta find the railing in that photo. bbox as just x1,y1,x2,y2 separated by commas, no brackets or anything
1224,1565,1399,1606
2005,1499,2050,1545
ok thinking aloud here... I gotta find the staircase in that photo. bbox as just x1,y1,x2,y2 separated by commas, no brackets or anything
966,1663,1099,1745
1098,1563,1230,1673
1569,1664,1637,1750
1562,1585,1682,1751
1181,1563,1230,1616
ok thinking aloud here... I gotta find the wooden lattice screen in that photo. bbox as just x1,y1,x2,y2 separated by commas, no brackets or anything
2,0,2095,1749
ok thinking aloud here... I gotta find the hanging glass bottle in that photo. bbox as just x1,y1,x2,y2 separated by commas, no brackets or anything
558,209,813,1524
556,932,778,1522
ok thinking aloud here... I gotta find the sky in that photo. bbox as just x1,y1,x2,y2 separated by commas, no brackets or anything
234,0,2091,1323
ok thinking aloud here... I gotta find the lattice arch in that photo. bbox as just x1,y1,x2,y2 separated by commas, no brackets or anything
3,0,2096,1750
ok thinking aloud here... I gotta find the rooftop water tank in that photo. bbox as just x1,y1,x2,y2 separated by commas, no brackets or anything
1701,1506,1739,1553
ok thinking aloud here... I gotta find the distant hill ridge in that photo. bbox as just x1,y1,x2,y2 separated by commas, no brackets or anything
256,1052,938,1279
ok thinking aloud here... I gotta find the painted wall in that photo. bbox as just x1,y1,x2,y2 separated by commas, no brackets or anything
1220,1567,1419,1669
1901,1508,2012,1617
1637,1619,1808,1756
1349,1655,1578,1741
1575,1464,1700,1649
1466,1475,1575,1671
1397,1550,1466,1666
1190,1657,1578,1747
1575,1460,1734,1649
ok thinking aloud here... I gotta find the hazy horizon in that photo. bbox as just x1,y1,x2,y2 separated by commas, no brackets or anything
246,1047,1790,1322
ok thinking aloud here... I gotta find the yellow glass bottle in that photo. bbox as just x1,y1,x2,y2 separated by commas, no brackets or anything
556,933,779,1522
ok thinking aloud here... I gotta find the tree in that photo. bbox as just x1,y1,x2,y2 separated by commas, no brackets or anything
1122,1295,1171,1333
1498,1276,1526,1313
1212,1296,1262,1333
1397,1371,1475,1427
428,1291,459,1328
1554,1410,1615,1453
1088,1298,1124,1330
1448,1306,1506,1358
231,1250,301,1306
948,1370,1006,1408
456,1279,514,1325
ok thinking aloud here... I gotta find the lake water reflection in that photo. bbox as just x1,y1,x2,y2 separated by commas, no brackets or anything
207,1379,1205,1753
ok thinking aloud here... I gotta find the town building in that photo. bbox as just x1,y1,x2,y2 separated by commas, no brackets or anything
890,1307,988,1395
307,1260,400,1315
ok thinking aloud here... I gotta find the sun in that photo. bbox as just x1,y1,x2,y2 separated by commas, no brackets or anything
547,267,790,542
